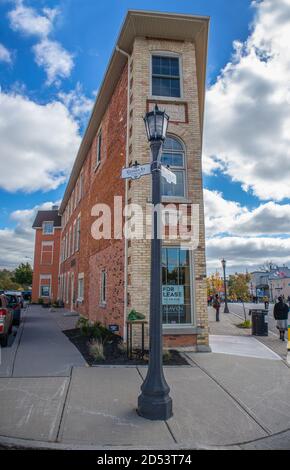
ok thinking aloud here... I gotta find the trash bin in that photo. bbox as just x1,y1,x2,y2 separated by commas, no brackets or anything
250,309,268,336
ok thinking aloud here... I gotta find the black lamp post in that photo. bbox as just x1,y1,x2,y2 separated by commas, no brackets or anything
221,259,229,313
138,104,173,421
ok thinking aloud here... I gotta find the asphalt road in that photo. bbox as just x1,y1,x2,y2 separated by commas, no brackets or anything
227,302,288,339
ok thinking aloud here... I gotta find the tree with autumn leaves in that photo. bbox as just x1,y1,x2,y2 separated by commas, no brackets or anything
228,273,251,302
207,272,251,302
207,272,224,296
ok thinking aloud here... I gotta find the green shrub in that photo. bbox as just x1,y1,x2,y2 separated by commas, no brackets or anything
163,350,172,362
38,298,44,305
237,320,252,329
77,316,91,336
89,339,105,362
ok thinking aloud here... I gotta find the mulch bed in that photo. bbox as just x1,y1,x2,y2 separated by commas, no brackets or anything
63,328,189,366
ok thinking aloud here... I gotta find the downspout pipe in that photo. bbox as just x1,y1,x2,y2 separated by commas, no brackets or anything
116,45,131,342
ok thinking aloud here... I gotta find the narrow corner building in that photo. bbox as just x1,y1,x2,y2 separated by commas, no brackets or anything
32,10,210,351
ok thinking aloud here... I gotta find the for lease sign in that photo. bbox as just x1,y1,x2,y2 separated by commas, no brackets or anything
162,285,184,305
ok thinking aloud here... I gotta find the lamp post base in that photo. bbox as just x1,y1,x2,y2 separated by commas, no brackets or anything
137,393,173,421
224,306,230,313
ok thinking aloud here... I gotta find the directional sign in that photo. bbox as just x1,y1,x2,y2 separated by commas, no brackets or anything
161,165,177,185
121,163,151,180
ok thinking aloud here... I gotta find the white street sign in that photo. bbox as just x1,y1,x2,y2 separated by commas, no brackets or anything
161,165,176,185
121,163,151,180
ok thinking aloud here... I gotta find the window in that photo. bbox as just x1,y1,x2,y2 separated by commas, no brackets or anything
40,275,51,298
78,274,84,301
162,247,192,325
152,55,181,98
96,131,102,166
79,172,83,201
161,136,186,198
76,216,81,251
42,221,53,235
100,270,106,304
41,242,53,265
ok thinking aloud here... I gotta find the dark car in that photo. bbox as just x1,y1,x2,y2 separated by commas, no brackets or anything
0,294,13,347
5,292,22,326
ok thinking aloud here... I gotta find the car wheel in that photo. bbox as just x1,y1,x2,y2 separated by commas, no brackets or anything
0,334,8,347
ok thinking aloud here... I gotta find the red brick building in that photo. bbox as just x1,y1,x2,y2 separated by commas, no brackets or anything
32,11,210,351
31,207,61,303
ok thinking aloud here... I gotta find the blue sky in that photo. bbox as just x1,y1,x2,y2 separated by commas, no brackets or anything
1,0,290,271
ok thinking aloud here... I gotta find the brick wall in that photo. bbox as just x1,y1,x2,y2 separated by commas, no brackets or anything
59,63,128,332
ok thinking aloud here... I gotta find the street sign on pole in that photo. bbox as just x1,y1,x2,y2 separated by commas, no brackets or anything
161,165,176,185
121,163,151,180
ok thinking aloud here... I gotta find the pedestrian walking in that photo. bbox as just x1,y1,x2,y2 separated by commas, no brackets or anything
263,296,269,310
212,294,221,322
274,296,289,342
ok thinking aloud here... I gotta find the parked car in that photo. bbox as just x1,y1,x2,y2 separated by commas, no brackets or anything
0,294,13,347
5,292,22,326
22,290,32,304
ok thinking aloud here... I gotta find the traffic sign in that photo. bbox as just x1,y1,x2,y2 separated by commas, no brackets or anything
161,165,176,185
121,163,151,180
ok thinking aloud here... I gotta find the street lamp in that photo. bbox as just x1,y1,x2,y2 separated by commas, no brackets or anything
221,259,229,313
138,104,173,421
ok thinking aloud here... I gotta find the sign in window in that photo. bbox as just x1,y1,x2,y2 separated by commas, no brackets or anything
162,247,192,325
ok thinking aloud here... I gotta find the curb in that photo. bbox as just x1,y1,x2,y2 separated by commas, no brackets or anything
0,428,289,451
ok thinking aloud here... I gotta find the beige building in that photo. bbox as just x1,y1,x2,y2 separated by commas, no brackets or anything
57,10,210,351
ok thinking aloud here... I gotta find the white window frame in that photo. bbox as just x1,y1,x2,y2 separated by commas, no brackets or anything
150,51,183,100
42,221,54,235
68,226,72,258
161,245,194,328
39,274,52,298
79,171,83,201
76,215,81,252
78,273,84,302
100,270,107,305
160,134,188,202
40,241,54,265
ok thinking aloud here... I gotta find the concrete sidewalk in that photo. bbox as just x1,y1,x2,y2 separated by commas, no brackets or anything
0,305,85,378
0,351,290,449
208,306,288,361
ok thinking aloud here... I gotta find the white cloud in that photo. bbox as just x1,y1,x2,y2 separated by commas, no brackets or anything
0,201,60,269
206,236,290,273
58,82,94,121
204,189,290,272
204,189,290,237
0,43,12,63
33,39,74,86
8,0,58,37
0,89,81,192
8,1,74,85
204,0,290,201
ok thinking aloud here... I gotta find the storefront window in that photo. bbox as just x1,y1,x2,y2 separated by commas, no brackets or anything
162,246,192,325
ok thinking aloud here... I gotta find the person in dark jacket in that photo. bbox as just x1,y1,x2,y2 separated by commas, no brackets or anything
212,294,221,322
273,296,289,341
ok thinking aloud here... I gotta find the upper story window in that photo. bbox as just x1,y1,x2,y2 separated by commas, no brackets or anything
42,221,54,235
96,130,102,166
152,55,181,98
161,136,186,198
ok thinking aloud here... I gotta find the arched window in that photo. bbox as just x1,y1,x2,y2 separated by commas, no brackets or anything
161,136,186,198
